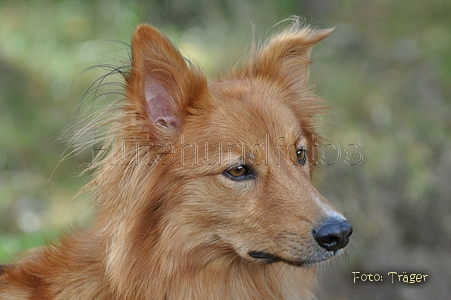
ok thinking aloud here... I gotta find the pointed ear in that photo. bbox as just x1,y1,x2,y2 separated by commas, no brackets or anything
247,23,333,92
127,24,208,135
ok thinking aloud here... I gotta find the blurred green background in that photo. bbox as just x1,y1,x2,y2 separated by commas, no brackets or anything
1,0,450,299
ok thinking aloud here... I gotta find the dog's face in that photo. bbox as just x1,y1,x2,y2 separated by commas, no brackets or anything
165,78,351,267
104,23,351,278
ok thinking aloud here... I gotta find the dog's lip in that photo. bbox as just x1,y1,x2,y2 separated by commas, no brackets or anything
248,251,280,263
248,250,337,267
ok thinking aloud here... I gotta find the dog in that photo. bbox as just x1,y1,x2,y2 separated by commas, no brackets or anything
0,18,352,299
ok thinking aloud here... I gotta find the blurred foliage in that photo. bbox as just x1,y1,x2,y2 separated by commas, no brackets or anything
1,0,450,299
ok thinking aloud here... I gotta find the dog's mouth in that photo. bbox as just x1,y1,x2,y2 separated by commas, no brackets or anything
248,250,337,267
248,251,282,264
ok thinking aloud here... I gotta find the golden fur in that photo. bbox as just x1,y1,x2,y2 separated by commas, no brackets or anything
0,19,351,299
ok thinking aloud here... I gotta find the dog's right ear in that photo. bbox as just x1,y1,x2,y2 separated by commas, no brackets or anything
246,23,333,96
126,24,209,139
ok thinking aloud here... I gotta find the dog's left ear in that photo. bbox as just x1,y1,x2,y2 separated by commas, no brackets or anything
126,24,209,139
247,23,333,94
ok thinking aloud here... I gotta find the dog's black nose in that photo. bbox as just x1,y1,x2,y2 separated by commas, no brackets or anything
313,218,352,252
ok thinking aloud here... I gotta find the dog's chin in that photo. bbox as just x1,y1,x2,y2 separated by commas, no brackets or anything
247,249,340,267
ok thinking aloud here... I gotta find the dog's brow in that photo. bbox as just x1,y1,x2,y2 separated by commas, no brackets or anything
295,133,306,146
227,155,245,166
246,151,255,162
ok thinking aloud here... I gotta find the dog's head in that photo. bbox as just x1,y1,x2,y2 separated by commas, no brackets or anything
97,20,352,289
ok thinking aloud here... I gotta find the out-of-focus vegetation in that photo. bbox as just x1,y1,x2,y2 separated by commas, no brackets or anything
1,0,450,299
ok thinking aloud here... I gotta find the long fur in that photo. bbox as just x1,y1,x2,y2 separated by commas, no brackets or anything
0,18,350,300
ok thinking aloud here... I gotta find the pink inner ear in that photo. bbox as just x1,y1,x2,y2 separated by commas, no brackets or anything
145,77,179,128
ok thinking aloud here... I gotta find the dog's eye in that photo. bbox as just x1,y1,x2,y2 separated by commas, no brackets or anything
297,148,307,166
224,165,255,180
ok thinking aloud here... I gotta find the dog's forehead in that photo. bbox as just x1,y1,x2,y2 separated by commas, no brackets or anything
202,80,303,145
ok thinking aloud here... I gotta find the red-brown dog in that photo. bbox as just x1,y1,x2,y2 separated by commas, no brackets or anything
0,19,352,299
